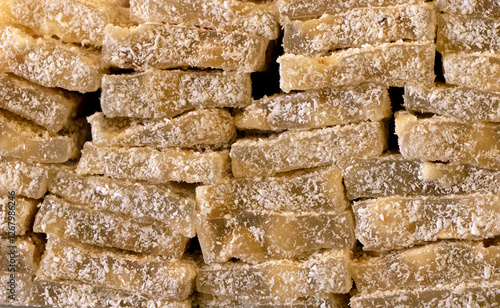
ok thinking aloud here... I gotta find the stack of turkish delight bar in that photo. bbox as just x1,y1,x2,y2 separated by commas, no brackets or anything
0,0,499,307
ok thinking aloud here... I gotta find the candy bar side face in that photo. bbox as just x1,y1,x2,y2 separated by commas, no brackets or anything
404,84,500,123
435,0,500,17
0,196,38,236
33,195,190,256
278,41,435,92
277,0,424,21
283,4,436,56
0,157,49,199
396,111,500,170
353,193,500,251
199,294,349,308
0,235,42,275
197,166,348,216
130,0,279,40
0,110,82,163
443,52,500,93
31,278,192,308
0,25,103,93
102,23,269,72
437,14,500,54
101,70,252,118
235,84,391,131
76,142,230,184
197,211,355,264
37,236,198,300
350,281,500,308
89,109,236,149
0,73,80,133
197,250,352,300
351,241,500,293
0,0,120,46
0,271,32,305
230,121,386,177
49,165,196,236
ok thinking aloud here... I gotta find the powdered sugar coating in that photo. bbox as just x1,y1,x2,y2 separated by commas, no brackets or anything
0,235,42,275
0,156,48,199
198,294,349,308
435,0,500,17
0,196,38,236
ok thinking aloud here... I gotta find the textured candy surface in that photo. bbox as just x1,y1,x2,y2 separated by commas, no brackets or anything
198,294,349,308
0,156,49,199
230,121,386,177
0,196,38,236
0,235,43,275
235,84,391,131
0,272,32,306
279,41,435,92
435,0,500,17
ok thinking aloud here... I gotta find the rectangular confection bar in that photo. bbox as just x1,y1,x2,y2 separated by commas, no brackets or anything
130,0,279,40
0,0,123,46
278,41,435,92
342,155,500,200
283,4,436,56
197,250,352,300
404,84,500,123
88,109,236,149
443,52,500,93
0,235,43,275
196,166,348,216
101,70,252,119
198,294,349,308
0,156,49,199
435,0,500,17
230,121,386,177
0,74,80,133
197,210,355,264
0,196,38,236
353,193,500,251
0,271,33,306
102,23,269,72
0,24,103,93
235,84,391,131
277,0,424,21
33,195,190,257
77,142,230,184
351,241,500,293
37,236,198,300
0,110,87,164
437,14,500,54
350,281,500,308
395,111,500,169
31,278,192,308
49,165,196,237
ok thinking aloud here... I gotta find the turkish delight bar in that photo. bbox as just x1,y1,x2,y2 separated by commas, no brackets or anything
88,109,236,149
102,23,269,72
197,210,355,263
33,195,190,256
435,0,500,17
198,295,349,308
0,24,103,93
0,272,32,306
235,84,391,131
197,250,352,300
130,0,279,40
0,195,38,236
443,52,500,93
0,110,86,163
0,74,80,133
196,166,348,216
0,235,43,275
342,154,500,200
395,111,500,169
0,0,123,46
101,69,252,118
353,193,500,251
49,165,196,236
278,41,435,92
230,121,386,177
77,142,229,184
277,0,424,21
0,156,49,199
351,241,500,293
437,14,500,54
283,4,436,56
37,235,197,300
404,84,500,123
31,278,192,308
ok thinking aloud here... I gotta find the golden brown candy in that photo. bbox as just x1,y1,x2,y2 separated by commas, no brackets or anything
0,156,49,199
0,196,38,236
0,271,32,306
435,0,500,17
198,295,349,308
0,235,43,275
